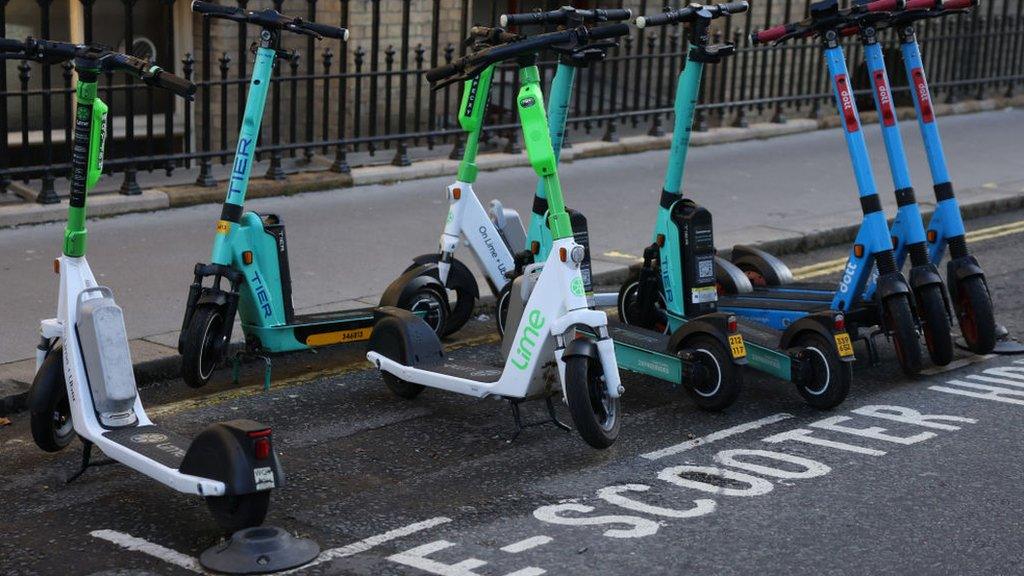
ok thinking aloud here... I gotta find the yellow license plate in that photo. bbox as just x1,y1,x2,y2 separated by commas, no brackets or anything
728,334,747,359
835,332,854,357
306,327,373,347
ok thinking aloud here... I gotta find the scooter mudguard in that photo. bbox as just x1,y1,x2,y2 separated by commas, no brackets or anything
378,264,449,309
407,255,480,302
562,337,599,361
179,419,284,495
667,313,747,365
779,313,853,363
874,271,912,301
197,290,232,308
367,307,444,369
730,245,795,286
27,346,64,416
714,256,754,295
946,255,986,286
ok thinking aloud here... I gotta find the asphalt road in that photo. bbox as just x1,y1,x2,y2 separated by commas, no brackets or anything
1,208,1022,575
1,108,1023,364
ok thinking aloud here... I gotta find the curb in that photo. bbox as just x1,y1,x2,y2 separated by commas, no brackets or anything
2,96,1021,228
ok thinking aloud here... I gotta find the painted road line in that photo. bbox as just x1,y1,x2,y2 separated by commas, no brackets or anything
500,536,553,554
919,354,994,376
640,413,793,461
90,529,203,574
603,250,643,262
90,517,452,575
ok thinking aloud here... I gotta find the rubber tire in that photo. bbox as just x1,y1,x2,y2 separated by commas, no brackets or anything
791,331,851,410
954,275,997,355
616,275,668,333
404,255,477,337
679,334,742,411
181,305,227,389
883,294,923,377
372,320,426,400
564,354,620,449
206,491,271,535
916,284,954,367
29,348,75,452
738,263,771,288
397,285,448,339
495,283,513,337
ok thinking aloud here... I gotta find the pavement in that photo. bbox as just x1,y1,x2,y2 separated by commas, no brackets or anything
1,207,1023,575
1,106,1023,408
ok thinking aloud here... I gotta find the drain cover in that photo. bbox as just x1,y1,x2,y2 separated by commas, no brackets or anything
200,526,320,574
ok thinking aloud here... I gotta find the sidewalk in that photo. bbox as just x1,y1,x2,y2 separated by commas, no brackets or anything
2,103,1023,414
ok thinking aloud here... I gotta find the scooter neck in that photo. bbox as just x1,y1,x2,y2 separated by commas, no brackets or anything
859,32,913,191
64,64,103,258
662,43,703,196
456,64,495,183
533,62,576,201
823,42,880,201
220,45,276,212
897,31,950,185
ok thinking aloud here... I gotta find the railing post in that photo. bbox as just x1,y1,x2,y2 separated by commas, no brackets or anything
36,0,59,203
265,54,286,181
183,53,195,170
393,0,413,166
118,0,141,196
196,16,216,187
0,0,9,194
322,48,332,155
331,0,351,173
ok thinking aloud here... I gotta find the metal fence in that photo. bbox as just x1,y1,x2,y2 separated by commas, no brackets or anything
2,0,1022,203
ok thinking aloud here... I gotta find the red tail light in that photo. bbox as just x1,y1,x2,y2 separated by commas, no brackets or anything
247,428,272,438
253,437,271,460
834,314,846,332
727,315,738,333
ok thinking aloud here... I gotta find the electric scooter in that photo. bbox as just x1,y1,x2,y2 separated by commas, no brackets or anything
718,0,924,376
178,1,448,389
599,2,852,411
392,6,631,338
10,37,283,534
368,23,633,449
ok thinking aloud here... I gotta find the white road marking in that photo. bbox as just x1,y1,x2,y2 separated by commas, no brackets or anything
89,529,203,574
640,413,793,461
390,540,546,576
500,536,553,554
919,354,993,375
90,516,451,575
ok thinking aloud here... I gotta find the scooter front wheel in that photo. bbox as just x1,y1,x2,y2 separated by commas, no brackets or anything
916,284,954,366
495,283,512,337
398,286,448,339
791,332,851,410
678,334,742,411
29,346,75,452
181,305,227,388
953,275,996,355
883,294,923,376
617,275,668,333
405,255,478,336
206,490,271,535
564,354,619,449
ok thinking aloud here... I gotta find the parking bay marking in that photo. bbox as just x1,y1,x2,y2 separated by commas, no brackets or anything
640,412,794,460
89,515,452,575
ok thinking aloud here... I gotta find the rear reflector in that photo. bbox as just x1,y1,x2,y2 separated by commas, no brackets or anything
254,437,271,460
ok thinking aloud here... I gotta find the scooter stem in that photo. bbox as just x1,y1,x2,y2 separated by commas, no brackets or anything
64,65,104,258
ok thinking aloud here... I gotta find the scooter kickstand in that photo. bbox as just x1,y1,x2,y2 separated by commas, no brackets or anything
506,397,572,443
66,440,117,484
545,396,572,433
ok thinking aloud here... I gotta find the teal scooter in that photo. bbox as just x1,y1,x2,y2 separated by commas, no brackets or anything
178,2,448,388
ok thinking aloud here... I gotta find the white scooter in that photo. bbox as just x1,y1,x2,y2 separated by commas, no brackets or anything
368,24,631,449
12,38,283,534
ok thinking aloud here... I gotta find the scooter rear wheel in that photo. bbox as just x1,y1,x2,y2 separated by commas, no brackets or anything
206,490,271,535
617,276,668,333
916,284,954,366
791,332,851,410
405,256,477,337
398,285,448,340
181,305,227,389
564,353,619,449
29,347,75,452
678,334,742,411
954,275,996,355
883,294,923,376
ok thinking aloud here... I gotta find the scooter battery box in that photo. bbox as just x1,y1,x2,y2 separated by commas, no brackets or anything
671,200,718,316
568,209,593,293
77,291,138,428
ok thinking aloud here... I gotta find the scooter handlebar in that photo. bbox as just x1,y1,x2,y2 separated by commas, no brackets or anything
500,7,632,27
637,1,748,28
145,67,198,99
299,20,349,41
751,23,793,44
190,1,242,17
425,62,458,84
0,37,26,53
941,0,977,10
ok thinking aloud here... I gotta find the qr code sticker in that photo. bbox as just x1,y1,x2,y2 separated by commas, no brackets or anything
698,258,714,281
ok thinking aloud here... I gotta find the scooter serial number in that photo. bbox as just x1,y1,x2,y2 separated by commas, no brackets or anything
728,334,747,359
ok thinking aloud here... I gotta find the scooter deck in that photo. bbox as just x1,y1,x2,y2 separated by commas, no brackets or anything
103,425,188,470
607,320,672,353
745,285,835,302
291,308,376,325
735,318,784,349
431,360,503,383
718,295,833,313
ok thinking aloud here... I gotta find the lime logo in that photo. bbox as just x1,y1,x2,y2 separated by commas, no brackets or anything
570,277,585,297
511,309,545,370
520,96,536,108
446,210,454,223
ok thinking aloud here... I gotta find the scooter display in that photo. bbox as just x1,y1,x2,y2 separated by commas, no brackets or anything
392,6,631,338
719,0,924,376
601,2,853,411
367,23,632,449
178,1,448,388
11,37,283,534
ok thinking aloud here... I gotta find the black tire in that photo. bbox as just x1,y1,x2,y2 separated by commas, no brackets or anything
29,347,75,453
883,294,923,377
206,491,271,535
737,263,772,288
405,255,478,337
916,284,954,366
181,305,227,389
616,275,668,333
397,285,448,339
371,319,426,400
791,331,851,410
496,283,513,337
564,353,619,449
678,334,742,411
953,275,997,355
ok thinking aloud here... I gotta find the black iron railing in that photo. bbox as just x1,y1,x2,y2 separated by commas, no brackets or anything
2,0,1022,203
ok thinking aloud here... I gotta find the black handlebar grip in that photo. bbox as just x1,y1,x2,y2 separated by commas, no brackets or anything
635,9,688,28
300,21,349,41
148,68,198,98
500,10,559,27
587,22,631,40
595,8,633,21
0,38,25,53
718,1,750,15
425,62,459,84
190,1,241,16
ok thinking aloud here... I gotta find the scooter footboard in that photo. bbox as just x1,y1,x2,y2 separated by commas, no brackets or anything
179,419,284,495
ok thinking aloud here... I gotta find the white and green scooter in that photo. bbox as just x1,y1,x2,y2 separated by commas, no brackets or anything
10,37,283,534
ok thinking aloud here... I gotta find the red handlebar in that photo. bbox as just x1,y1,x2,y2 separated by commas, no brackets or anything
941,0,976,10
864,0,901,11
904,0,940,9
751,24,790,44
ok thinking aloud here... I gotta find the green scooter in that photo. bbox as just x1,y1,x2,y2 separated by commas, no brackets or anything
178,2,448,388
